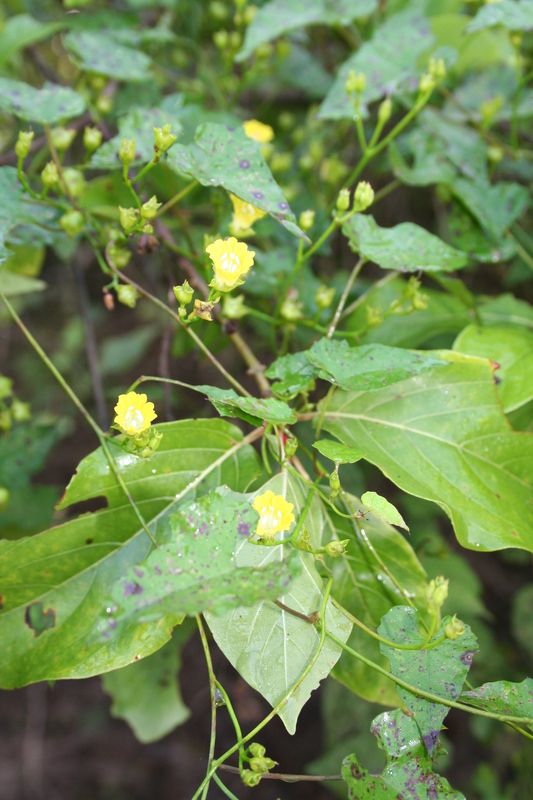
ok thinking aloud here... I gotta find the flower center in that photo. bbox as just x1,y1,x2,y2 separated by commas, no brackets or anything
259,504,282,533
124,406,145,430
219,251,241,275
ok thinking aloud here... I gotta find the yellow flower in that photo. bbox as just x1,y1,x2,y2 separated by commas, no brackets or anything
252,490,295,540
206,237,255,293
243,119,274,143
229,193,265,237
114,391,157,435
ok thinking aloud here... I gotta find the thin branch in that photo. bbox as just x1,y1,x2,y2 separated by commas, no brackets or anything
218,764,343,782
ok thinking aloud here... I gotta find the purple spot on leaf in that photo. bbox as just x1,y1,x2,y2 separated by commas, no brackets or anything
239,159,250,169
124,582,143,597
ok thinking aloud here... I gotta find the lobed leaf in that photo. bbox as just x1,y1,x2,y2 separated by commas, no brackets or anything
0,419,262,688
461,678,533,730
320,351,533,552
306,338,447,391
343,214,469,273
166,122,307,239
379,606,478,755
342,708,466,798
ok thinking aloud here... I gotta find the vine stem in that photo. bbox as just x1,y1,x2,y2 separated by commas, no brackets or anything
326,630,533,726
327,258,365,339
106,262,251,397
196,615,217,800
190,576,334,800
0,290,159,549
218,764,343,782
156,179,198,217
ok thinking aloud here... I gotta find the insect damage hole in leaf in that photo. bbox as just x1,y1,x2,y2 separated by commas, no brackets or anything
24,601,56,637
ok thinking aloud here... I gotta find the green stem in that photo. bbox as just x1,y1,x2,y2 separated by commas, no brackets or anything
420,611,439,648
0,290,159,549
214,681,245,773
327,258,365,339
191,577,334,800
156,179,198,217
326,630,533,726
130,157,158,185
197,615,217,800
212,774,241,800
287,476,322,545
122,163,141,209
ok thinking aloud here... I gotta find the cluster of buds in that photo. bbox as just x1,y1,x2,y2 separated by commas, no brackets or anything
418,57,446,96
173,280,195,319
116,284,140,309
15,130,34,160
315,284,335,311
241,743,277,786
0,373,31,433
426,576,449,614
329,468,341,499
402,276,428,312
324,539,349,557
335,181,375,219
345,70,366,97
113,391,162,458
153,124,177,154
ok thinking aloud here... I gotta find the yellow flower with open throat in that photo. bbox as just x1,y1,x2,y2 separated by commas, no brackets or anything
114,391,157,435
206,237,255,293
252,490,295,540
229,193,266,236
243,119,274,143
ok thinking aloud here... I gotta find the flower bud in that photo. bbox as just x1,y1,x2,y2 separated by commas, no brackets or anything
345,70,366,95
96,94,113,115
119,138,136,166
445,614,465,640
119,206,139,232
487,145,504,164
11,399,31,422
189,298,216,322
378,97,392,126
153,124,177,153
141,195,162,220
299,209,315,231
427,576,449,613
15,130,34,160
0,376,13,399
41,161,59,188
103,288,115,310
280,297,303,321
50,127,76,151
249,743,266,758
353,181,374,212
209,0,228,19
329,470,341,493
89,74,107,91
0,486,9,509
284,438,298,458
366,305,383,328
173,280,194,306
108,245,131,269
419,73,435,95
83,126,102,152
62,168,85,198
428,57,446,81
249,756,278,773
241,769,262,787
138,428,164,458
315,284,335,310
116,284,140,309
59,209,84,237
412,291,428,311
0,410,11,432
336,187,351,212
244,4,258,24
223,294,248,319
325,539,349,557
213,29,229,49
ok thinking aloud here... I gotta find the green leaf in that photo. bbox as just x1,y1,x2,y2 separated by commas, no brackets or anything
462,678,533,730
318,8,435,120
101,488,299,634
237,0,377,62
90,99,184,170
197,385,297,426
63,31,152,82
0,419,262,688
166,123,307,239
320,351,533,552
342,708,466,799
418,108,488,183
0,15,64,66
325,495,430,706
0,422,63,489
102,621,194,743
467,0,533,33
343,214,468,273
451,178,530,240
206,471,352,734
0,79,85,124
0,269,46,296
265,351,319,400
361,491,408,531
379,606,478,755
307,339,447,391
446,202,517,264
453,325,533,416
389,134,456,188
0,167,61,268
313,439,363,464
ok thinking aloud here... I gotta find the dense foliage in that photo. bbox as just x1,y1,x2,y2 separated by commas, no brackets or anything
0,0,533,798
